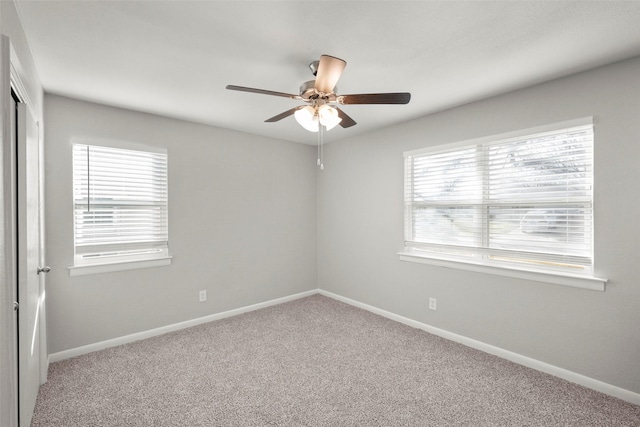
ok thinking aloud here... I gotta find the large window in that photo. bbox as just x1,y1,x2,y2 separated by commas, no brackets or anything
72,143,169,270
403,119,595,279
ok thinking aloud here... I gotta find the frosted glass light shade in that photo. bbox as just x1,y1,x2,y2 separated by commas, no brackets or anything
294,106,319,132
318,104,342,131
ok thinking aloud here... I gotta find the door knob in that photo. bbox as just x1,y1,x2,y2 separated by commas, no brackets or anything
37,266,51,275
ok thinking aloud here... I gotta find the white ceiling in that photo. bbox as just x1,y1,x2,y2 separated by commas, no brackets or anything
14,1,640,145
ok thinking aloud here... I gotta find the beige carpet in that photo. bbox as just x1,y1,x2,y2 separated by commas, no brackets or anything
31,295,640,426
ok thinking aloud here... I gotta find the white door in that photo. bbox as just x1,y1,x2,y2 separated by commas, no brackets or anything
16,98,45,426
0,82,19,427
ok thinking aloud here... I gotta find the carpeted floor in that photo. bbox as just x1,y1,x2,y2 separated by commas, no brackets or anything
31,295,640,426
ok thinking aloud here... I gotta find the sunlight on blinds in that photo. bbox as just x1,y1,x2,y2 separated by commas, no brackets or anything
404,121,593,273
72,144,168,264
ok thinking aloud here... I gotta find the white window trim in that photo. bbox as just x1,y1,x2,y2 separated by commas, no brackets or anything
398,251,606,291
68,256,172,277
401,117,607,291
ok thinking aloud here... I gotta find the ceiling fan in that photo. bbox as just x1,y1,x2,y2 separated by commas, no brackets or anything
226,54,411,133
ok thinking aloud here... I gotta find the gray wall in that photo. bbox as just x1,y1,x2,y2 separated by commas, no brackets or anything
43,57,640,395
318,56,640,394
45,95,317,354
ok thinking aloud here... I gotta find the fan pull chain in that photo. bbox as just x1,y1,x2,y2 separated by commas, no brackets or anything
318,123,325,170
317,126,321,166
87,145,91,212
321,130,324,170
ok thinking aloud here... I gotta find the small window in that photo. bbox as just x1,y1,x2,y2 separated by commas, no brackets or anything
403,119,594,276
72,143,169,268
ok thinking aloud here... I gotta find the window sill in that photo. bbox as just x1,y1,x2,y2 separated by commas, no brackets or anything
68,256,172,277
398,252,606,291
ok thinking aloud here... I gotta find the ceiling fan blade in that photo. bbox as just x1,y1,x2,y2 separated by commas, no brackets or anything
338,92,411,105
314,55,346,94
226,85,299,99
336,108,357,128
264,106,302,123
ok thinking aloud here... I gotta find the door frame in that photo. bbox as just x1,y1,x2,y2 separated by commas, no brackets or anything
0,33,47,427
1,34,20,427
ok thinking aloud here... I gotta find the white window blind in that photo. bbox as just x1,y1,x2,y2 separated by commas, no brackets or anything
404,120,594,274
72,144,169,265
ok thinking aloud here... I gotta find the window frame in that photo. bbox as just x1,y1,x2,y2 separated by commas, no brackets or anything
68,140,171,276
399,118,606,291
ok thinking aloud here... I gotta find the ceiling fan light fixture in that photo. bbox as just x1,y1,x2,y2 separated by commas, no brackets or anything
318,104,342,131
227,54,410,136
294,105,319,132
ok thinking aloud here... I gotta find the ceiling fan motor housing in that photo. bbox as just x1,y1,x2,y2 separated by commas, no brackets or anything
299,80,336,102
299,80,316,100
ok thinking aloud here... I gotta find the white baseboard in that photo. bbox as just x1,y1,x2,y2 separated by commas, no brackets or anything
318,289,640,407
47,287,640,406
48,289,318,363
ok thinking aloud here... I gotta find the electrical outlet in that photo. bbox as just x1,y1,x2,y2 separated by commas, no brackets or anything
428,297,437,311
199,290,207,302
